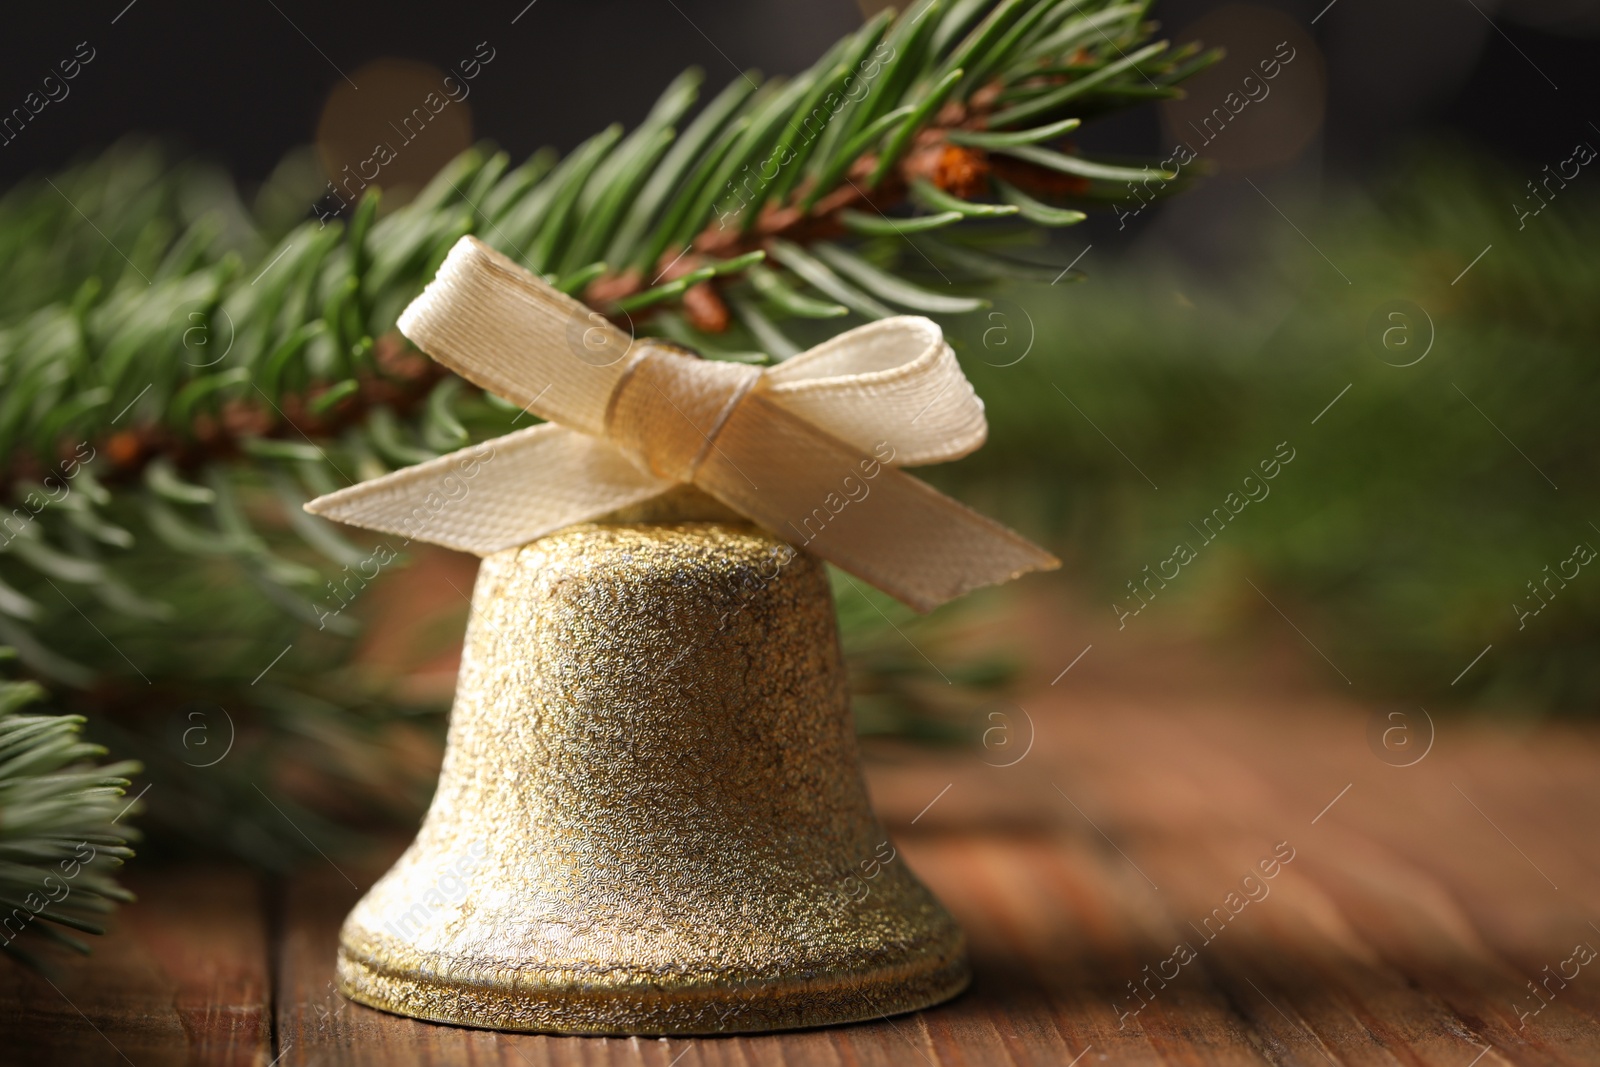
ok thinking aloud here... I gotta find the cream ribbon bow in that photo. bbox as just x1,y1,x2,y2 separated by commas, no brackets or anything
305,237,1057,611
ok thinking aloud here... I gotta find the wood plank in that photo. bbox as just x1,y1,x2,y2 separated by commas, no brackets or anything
272,663,1600,1066
0,866,271,1067
864,642,1600,1065
10,587,1600,1065
275,843,1084,1066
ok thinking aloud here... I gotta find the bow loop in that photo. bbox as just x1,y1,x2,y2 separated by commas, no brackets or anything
396,237,630,435
309,236,1057,612
760,316,987,466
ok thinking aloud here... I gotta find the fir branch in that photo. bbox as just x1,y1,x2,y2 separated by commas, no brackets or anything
0,0,1208,869
0,651,139,971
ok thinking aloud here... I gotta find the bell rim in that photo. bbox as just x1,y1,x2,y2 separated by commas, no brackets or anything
334,935,971,1035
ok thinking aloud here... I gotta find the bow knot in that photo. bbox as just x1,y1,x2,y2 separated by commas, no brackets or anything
306,237,1057,611
605,347,762,484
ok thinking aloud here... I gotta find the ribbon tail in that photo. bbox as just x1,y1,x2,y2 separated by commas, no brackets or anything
303,424,671,556
693,392,1059,613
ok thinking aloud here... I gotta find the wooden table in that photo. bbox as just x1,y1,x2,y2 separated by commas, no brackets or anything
3,599,1598,1065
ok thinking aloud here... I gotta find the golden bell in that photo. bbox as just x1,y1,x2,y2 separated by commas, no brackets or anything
336,518,969,1034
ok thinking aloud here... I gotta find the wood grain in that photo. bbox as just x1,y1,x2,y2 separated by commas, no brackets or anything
4,596,1599,1065
0,866,271,1067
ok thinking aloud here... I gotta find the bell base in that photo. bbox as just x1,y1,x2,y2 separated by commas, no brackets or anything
335,940,970,1035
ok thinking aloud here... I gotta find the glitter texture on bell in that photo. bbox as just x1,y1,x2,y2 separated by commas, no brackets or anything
335,519,970,1034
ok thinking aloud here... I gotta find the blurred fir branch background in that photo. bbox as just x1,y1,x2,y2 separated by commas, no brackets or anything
0,0,1593,969
940,151,1600,711
0,0,1222,963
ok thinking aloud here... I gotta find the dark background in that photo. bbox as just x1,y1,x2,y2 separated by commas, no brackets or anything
0,0,1593,196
